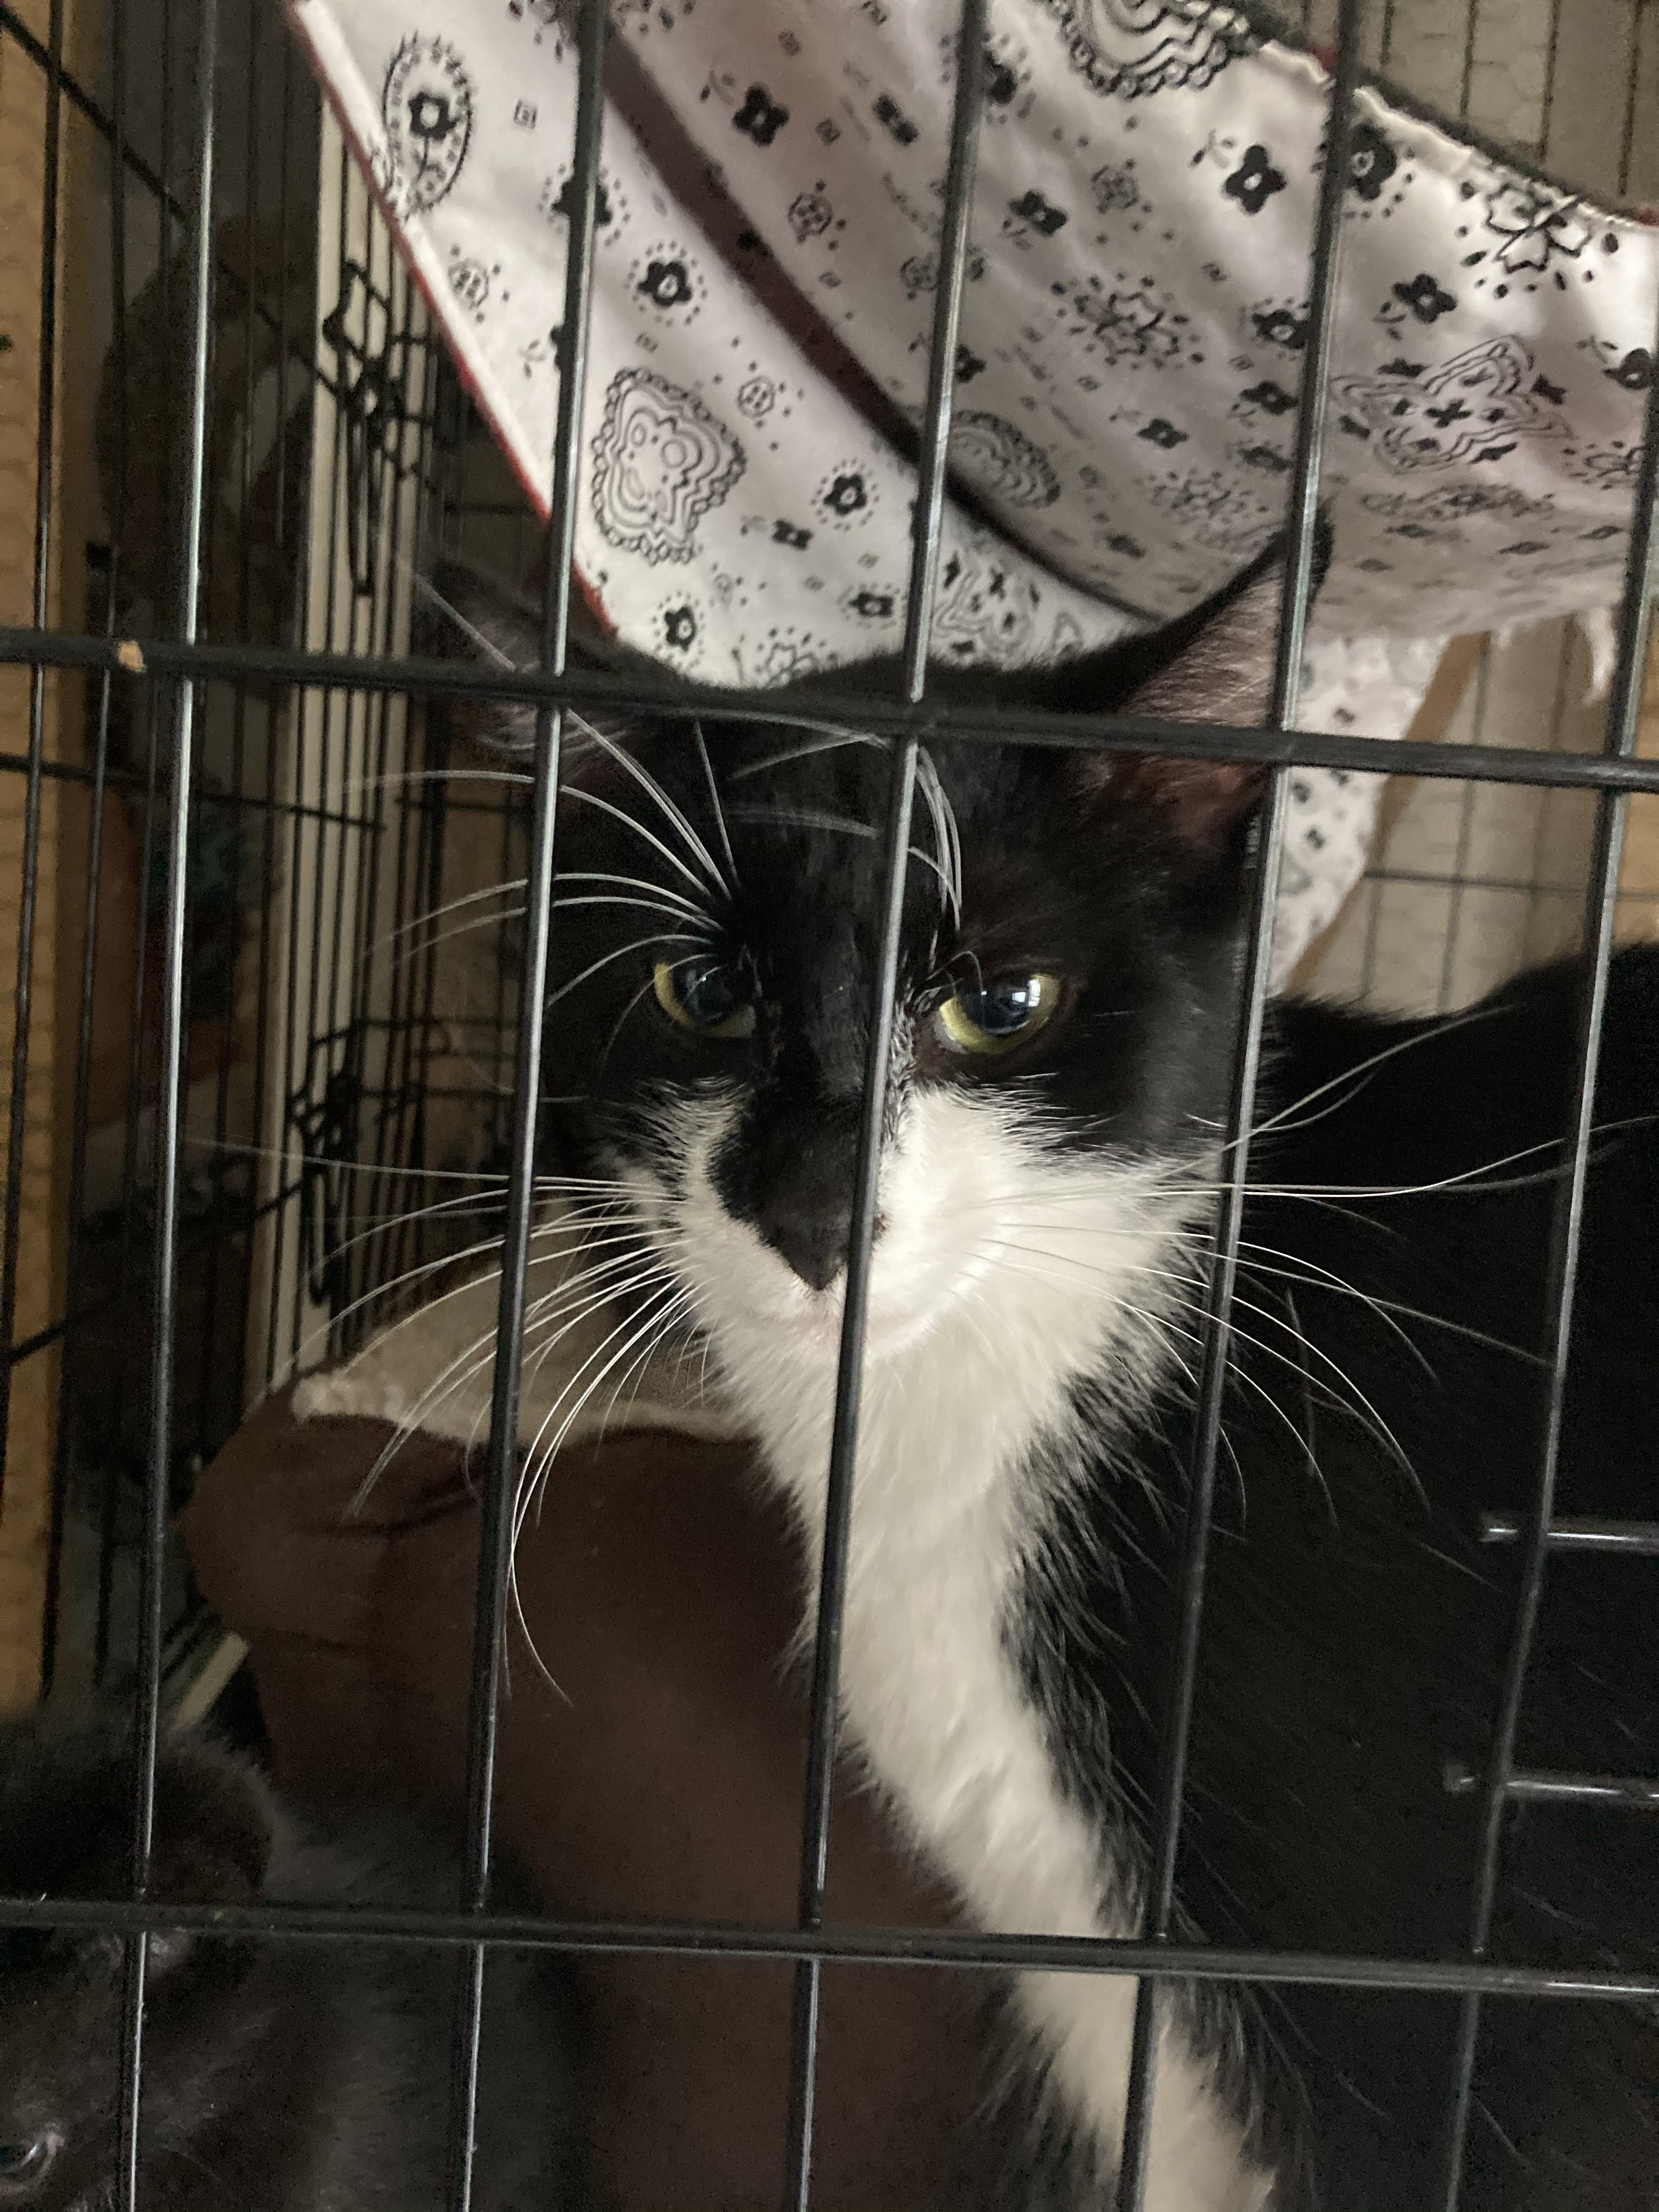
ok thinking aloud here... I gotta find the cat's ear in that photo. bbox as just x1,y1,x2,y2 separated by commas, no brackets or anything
1071,518,1331,850
138,1742,278,1973
414,559,648,769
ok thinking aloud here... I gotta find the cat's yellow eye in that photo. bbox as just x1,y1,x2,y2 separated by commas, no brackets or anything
936,973,1060,1056
653,957,755,1040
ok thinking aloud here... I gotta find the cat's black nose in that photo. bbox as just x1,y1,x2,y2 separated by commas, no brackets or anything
750,1109,861,1291
759,1192,853,1291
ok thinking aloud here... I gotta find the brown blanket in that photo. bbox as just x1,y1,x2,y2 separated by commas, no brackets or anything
187,1392,996,2211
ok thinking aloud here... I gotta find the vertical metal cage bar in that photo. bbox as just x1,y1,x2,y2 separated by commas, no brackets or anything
1457,0,1480,119
1112,5,1364,2203
115,0,219,2202
444,4,607,2208
197,63,268,1444
192,274,253,1444
286,145,351,1373
898,0,988,701
778,732,922,2212
99,691,159,1683
1536,0,1567,160
42,628,113,1690
369,706,438,1323
342,256,430,1355
778,7,988,2202
38,0,93,1686
1435,280,1659,2212
1615,0,1643,199
245,31,309,1406
0,0,64,1497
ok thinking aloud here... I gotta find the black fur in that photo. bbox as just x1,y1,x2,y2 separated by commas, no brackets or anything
1014,953,1659,2209
0,1710,585,2210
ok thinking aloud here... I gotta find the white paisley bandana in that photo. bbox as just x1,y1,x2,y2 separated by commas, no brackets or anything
287,0,1658,978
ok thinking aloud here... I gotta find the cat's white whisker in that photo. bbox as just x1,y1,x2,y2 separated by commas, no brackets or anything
1220,1002,1506,1155
973,1119,1646,1209
349,1314,507,1514
340,765,535,794
981,1214,1533,1370
591,972,663,1086
561,785,714,895
553,892,719,934
986,1229,1422,1503
727,802,877,841
382,904,528,979
555,868,718,928
544,930,706,1012
915,747,962,919
368,877,528,963
906,843,959,904
515,1274,686,1531
409,564,516,670
186,1134,511,1183
568,710,732,900
284,1231,507,1371
1235,1243,1539,1368
727,726,881,780
326,1187,508,1257
592,1284,707,1448
279,1204,630,1388
544,1284,699,1466
452,1252,652,1470
342,1242,659,1504
430,1259,665,1482
693,719,741,895
1177,1290,1423,1506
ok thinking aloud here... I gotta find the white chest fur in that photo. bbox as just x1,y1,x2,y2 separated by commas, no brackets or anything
663,1090,1274,2210
744,1316,1268,2211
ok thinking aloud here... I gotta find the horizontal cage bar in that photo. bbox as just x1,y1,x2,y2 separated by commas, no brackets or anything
1480,1513,1659,1555
1443,1763,1659,1808
7,636,1659,794
0,1893,1654,2001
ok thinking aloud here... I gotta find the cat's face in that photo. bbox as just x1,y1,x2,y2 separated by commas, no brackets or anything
0,1931,147,2212
433,544,1295,1386
0,1721,273,2210
0,1932,257,2210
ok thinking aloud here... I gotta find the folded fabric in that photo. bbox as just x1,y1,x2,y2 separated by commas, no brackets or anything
185,1390,995,2211
285,0,1655,975
292,1207,748,1452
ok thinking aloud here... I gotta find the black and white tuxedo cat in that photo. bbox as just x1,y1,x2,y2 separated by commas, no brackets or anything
427,544,1659,2211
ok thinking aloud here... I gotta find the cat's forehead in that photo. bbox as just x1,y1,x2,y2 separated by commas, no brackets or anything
712,716,1020,805
716,723,891,881
706,722,1042,935
584,714,1036,878
557,715,1116,998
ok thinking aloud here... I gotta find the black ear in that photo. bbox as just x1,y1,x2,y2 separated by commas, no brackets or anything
0,1713,276,1984
139,1739,279,1977
414,559,653,765
152,1741,274,1895
1070,517,1333,849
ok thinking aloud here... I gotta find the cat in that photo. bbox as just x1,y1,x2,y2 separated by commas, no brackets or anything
423,544,1659,2211
0,1707,585,2210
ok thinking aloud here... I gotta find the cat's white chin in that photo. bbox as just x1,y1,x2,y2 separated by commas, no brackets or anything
737,1277,956,1364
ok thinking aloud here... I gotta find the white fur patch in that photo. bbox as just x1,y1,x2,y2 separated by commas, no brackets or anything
625,1084,1272,2210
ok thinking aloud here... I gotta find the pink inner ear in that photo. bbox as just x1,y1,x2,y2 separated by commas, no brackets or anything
1069,555,1287,841
1111,755,1268,847
1119,560,1286,735
1124,643,1276,733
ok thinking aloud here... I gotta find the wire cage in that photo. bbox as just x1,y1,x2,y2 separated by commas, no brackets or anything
0,0,1656,2206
